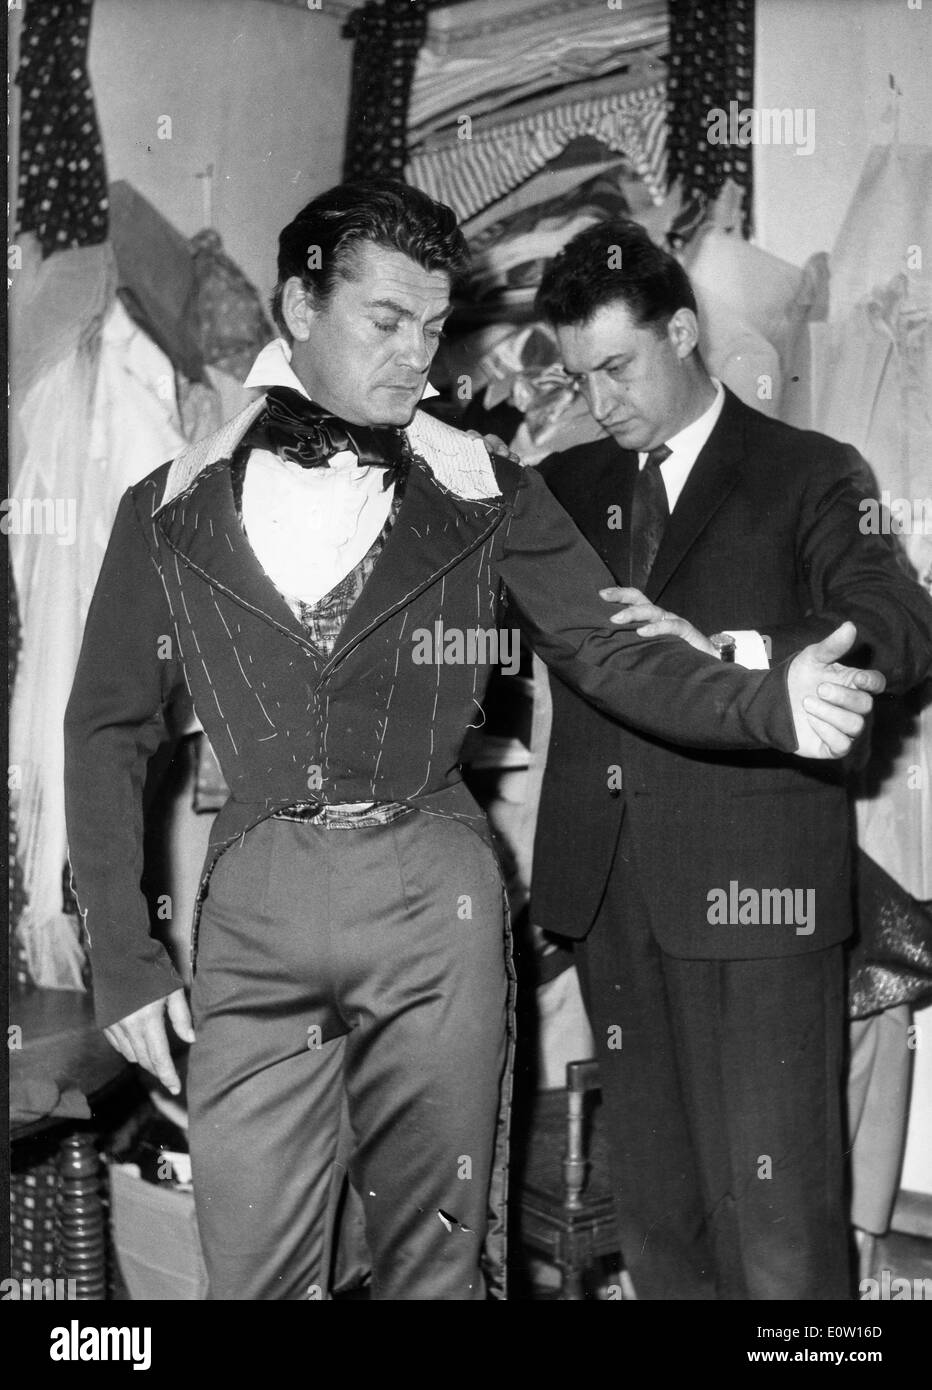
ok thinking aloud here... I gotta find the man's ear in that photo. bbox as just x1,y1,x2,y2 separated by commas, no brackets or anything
666,308,701,360
281,276,315,343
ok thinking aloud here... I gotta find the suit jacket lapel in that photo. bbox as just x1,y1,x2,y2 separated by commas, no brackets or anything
325,459,506,672
646,391,745,602
155,454,316,648
156,451,507,668
579,443,637,580
541,437,637,582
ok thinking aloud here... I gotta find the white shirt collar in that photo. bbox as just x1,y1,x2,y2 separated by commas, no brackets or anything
637,379,726,513
642,378,725,468
242,336,439,405
243,337,313,398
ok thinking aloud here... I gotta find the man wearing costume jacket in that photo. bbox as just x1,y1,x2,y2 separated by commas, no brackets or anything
530,219,932,1300
64,181,882,1302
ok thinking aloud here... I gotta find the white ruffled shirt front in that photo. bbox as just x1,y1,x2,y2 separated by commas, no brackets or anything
241,339,436,606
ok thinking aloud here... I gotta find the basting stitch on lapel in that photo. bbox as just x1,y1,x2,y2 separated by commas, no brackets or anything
317,461,507,682
370,607,408,793
153,401,510,684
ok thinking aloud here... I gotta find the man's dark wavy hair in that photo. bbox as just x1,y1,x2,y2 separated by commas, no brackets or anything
270,179,470,335
535,219,697,334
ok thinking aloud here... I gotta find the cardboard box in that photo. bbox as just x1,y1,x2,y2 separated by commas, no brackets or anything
109,1162,208,1300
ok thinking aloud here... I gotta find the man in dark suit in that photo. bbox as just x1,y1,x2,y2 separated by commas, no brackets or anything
531,219,932,1300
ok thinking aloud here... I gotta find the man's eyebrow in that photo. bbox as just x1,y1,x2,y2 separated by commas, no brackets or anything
364,298,452,322
579,352,631,375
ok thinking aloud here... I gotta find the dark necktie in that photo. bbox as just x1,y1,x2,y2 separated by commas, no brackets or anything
629,444,671,590
240,385,410,491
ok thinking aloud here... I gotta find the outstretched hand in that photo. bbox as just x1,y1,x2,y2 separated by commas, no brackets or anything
787,622,884,758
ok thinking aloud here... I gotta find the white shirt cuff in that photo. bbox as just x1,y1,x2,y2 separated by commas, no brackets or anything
726,630,771,670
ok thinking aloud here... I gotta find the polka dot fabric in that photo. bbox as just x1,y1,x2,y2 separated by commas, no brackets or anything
15,0,109,258
666,0,755,241
8,567,30,985
342,0,428,181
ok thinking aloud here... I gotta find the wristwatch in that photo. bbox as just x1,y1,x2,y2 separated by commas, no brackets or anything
710,632,737,663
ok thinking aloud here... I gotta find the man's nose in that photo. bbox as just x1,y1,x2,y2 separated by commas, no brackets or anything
583,373,611,422
397,326,432,373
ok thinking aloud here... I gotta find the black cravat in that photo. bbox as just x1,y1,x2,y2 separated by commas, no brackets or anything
629,444,672,590
240,385,410,491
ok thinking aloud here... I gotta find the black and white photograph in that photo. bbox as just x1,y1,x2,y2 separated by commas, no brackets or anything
5,0,932,1350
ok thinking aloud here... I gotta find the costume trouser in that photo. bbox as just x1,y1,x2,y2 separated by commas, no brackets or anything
187,811,509,1300
576,824,849,1301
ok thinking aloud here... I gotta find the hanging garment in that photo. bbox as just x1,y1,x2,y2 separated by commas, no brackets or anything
342,0,428,180
407,79,668,223
178,365,258,448
798,139,932,1233
849,851,932,1020
683,222,818,419
8,566,30,988
9,236,115,989
9,255,187,990
407,0,667,138
666,0,755,237
467,164,636,303
479,326,604,467
461,152,640,242
15,0,108,257
848,1005,914,1235
108,180,205,384
802,145,932,903
189,229,274,385
829,142,932,321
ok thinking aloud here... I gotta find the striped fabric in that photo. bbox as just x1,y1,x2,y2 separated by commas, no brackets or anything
408,0,667,136
666,0,755,239
406,81,667,222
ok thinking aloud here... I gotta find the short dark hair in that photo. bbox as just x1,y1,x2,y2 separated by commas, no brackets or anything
535,219,697,334
270,178,470,334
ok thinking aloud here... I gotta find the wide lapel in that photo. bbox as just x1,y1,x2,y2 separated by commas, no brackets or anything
155,454,315,650
600,444,638,583
646,391,745,602
549,438,637,580
324,459,506,674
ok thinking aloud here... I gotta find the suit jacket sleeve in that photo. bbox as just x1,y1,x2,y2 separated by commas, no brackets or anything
64,488,187,1029
763,444,932,685
496,465,798,753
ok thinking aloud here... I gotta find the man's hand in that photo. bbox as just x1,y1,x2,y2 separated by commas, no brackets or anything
602,586,717,656
103,988,195,1095
601,596,881,759
466,428,521,464
787,623,884,758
